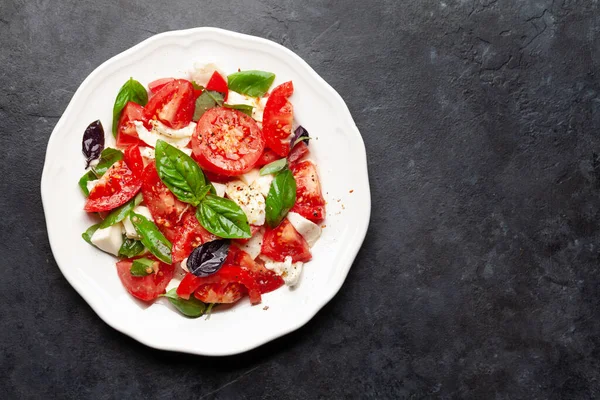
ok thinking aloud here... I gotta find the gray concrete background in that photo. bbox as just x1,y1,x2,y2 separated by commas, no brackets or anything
2,0,600,398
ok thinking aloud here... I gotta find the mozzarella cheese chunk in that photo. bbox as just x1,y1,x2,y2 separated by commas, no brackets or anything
240,168,260,186
286,212,321,247
250,174,274,197
211,182,227,197
123,205,154,239
252,97,268,123
190,63,225,87
90,224,124,256
239,229,264,259
226,91,256,108
86,179,99,193
134,120,196,148
225,180,266,226
264,256,303,286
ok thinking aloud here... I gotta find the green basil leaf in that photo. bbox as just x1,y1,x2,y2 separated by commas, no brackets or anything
130,257,155,276
161,288,208,318
223,104,254,117
119,238,145,258
193,90,224,121
259,158,287,176
78,171,97,196
130,212,172,263
82,223,100,245
227,70,276,97
265,168,297,228
192,82,205,91
112,78,148,136
196,194,251,239
155,140,208,206
92,148,123,177
99,193,143,229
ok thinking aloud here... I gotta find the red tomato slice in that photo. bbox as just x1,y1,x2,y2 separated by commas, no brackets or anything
191,107,265,176
263,82,294,157
148,78,175,94
261,219,312,263
288,141,309,165
255,148,281,167
84,155,143,213
145,79,195,129
171,211,217,262
177,266,261,304
290,160,326,223
116,102,146,148
205,71,228,100
227,246,284,294
124,145,144,177
140,162,188,242
116,256,174,301
194,283,245,304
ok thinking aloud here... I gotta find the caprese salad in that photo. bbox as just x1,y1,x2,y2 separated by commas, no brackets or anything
79,64,325,318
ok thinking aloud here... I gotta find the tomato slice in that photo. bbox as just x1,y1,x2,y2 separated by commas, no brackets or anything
177,266,261,304
148,78,175,94
171,211,217,262
227,246,284,294
140,162,188,242
194,283,245,304
205,71,228,100
255,148,281,167
288,141,309,165
191,107,265,176
290,160,326,223
84,148,143,212
261,219,312,263
116,102,146,148
116,256,174,301
263,82,294,157
145,79,195,129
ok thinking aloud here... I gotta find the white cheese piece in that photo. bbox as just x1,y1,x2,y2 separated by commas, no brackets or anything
240,168,260,186
134,120,195,148
139,146,155,159
286,212,321,247
239,229,264,259
190,63,225,87
180,257,189,273
123,205,154,239
225,180,266,226
211,182,227,197
252,97,268,122
90,224,124,256
86,179,99,193
264,256,303,286
226,91,256,107
250,174,274,198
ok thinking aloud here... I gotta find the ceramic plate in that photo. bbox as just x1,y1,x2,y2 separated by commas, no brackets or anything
41,27,370,356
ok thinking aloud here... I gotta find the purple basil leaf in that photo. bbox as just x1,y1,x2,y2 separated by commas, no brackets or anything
82,120,105,168
187,239,231,277
290,125,310,149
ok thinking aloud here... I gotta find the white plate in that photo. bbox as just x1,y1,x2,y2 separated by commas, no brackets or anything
41,28,370,356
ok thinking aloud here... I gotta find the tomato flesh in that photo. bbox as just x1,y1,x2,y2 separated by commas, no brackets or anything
290,160,326,223
263,82,294,157
177,266,261,304
255,148,281,167
205,71,228,100
227,246,284,294
116,102,146,148
191,107,265,176
261,219,312,263
288,141,309,165
171,211,217,262
194,283,245,304
116,256,174,301
145,79,195,129
84,153,143,213
140,162,188,242
148,78,175,94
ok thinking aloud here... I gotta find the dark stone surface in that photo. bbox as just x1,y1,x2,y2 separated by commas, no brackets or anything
1,0,600,398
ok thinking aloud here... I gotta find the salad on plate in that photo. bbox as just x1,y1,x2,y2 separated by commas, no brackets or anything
79,64,326,318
